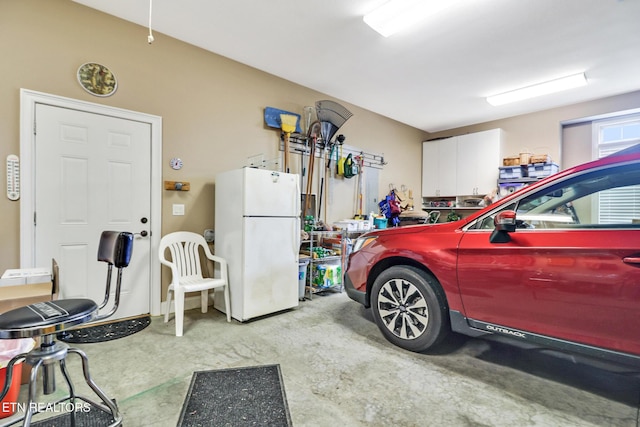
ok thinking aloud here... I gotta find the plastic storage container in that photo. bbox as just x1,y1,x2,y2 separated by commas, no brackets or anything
298,260,309,300
312,263,341,289
527,162,559,178
498,182,528,197
374,217,388,229
499,165,526,179
1,338,36,418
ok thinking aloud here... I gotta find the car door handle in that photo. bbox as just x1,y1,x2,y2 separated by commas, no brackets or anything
622,256,640,265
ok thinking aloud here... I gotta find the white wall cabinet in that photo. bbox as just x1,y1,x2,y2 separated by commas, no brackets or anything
422,138,457,197
456,128,503,196
422,128,502,199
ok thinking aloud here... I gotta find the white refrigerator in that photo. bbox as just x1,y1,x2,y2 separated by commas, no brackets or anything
214,167,300,322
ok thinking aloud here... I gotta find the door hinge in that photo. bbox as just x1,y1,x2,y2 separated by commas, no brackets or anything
33,211,36,226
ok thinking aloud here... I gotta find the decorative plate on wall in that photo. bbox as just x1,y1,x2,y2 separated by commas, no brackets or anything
77,62,117,97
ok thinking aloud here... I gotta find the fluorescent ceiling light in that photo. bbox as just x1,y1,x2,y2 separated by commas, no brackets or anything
486,73,588,106
363,0,457,37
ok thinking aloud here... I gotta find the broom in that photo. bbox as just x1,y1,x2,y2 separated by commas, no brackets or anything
280,114,298,173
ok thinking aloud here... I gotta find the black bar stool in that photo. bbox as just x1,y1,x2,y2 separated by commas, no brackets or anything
0,231,134,427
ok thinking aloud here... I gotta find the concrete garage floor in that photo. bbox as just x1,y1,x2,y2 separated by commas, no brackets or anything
11,292,640,426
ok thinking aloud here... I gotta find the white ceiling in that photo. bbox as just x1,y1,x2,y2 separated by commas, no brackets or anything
72,0,640,133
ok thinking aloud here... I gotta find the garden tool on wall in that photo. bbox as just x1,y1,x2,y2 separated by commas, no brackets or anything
302,106,316,135
301,134,311,191
354,154,364,219
336,143,346,176
327,134,347,213
315,100,353,147
315,100,352,220
280,113,299,173
264,107,301,172
318,147,325,220
324,137,338,217
305,121,322,217
264,107,302,133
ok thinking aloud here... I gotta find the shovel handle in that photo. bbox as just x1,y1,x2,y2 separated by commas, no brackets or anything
305,137,316,214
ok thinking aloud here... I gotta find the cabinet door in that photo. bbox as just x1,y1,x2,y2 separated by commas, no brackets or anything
474,129,501,195
456,129,501,196
456,137,477,195
439,140,457,196
422,141,439,196
422,138,457,197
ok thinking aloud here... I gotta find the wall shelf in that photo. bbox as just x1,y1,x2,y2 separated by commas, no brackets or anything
164,181,190,191
281,135,387,170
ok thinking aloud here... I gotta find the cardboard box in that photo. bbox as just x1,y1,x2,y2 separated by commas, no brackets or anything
502,156,520,166
0,282,53,313
529,154,551,164
0,281,53,385
0,262,55,314
1,261,58,384
1,268,51,286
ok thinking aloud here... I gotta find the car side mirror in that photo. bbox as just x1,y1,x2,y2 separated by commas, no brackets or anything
490,210,517,243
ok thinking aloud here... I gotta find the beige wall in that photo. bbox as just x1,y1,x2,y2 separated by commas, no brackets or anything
0,0,427,274
428,90,640,168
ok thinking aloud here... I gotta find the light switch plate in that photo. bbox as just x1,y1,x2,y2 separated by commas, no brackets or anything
172,204,185,216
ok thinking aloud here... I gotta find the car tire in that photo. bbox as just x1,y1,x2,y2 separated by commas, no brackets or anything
371,266,449,353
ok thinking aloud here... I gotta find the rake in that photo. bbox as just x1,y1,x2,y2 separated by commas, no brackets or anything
315,100,353,145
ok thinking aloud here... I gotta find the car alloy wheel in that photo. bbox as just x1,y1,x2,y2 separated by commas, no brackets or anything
371,266,449,352
377,279,428,340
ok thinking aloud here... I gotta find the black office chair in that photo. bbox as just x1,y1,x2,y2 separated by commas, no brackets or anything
0,231,134,427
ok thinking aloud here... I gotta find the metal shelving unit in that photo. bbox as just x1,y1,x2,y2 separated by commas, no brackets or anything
299,230,364,300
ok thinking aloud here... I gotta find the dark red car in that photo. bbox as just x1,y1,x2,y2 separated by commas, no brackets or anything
345,145,640,366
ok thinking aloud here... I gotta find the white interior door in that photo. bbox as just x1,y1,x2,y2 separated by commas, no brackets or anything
34,103,151,320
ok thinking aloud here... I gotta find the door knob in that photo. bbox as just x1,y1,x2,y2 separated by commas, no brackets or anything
135,230,149,237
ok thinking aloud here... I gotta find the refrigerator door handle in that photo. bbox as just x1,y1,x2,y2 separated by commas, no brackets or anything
295,177,301,215
293,218,300,259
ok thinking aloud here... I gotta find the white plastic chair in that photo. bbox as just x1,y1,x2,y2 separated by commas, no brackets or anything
159,231,231,336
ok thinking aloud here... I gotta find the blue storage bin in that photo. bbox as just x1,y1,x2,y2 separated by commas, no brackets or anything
499,166,525,179
527,162,559,178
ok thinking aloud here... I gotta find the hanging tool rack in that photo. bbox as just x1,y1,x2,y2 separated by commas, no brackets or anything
279,133,387,169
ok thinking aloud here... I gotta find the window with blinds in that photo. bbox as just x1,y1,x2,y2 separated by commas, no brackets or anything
594,116,640,224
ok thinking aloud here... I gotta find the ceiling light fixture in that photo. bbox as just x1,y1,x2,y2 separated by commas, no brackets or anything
363,0,458,37
486,73,588,106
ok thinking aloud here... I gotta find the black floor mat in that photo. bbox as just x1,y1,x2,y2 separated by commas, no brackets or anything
178,364,292,427
57,315,150,344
